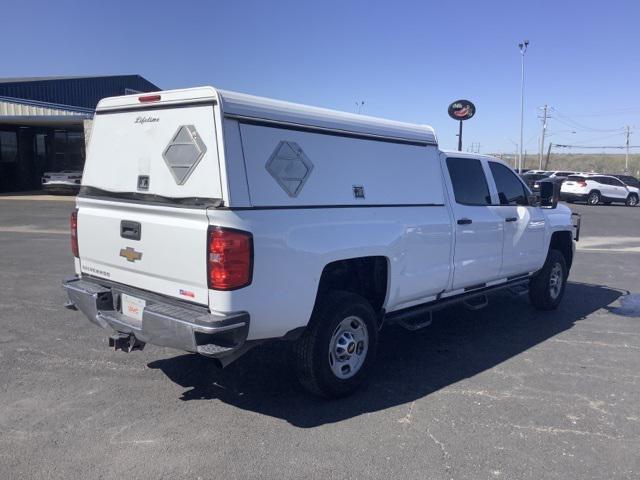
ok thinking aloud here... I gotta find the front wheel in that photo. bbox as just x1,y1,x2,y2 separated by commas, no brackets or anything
626,194,638,207
294,291,378,398
529,249,567,310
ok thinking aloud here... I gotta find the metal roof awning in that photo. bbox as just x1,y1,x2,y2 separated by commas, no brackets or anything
0,115,89,128
0,95,93,128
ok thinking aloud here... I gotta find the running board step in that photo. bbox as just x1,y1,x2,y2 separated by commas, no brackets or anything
462,294,488,311
509,283,529,296
397,311,433,331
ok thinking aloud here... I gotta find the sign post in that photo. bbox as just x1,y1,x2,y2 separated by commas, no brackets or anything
448,100,476,151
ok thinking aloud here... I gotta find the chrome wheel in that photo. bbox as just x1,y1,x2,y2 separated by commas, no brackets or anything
328,315,369,379
628,195,638,207
588,192,600,205
549,262,563,300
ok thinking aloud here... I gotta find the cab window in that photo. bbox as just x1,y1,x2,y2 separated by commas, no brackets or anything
446,157,491,206
592,176,608,185
489,161,529,206
609,177,624,186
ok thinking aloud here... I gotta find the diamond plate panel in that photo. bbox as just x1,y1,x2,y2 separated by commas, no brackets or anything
162,125,207,185
265,141,314,197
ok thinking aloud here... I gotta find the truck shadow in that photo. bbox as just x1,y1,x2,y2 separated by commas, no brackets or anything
148,281,622,428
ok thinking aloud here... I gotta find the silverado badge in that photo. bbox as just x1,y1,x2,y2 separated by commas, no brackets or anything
119,247,143,263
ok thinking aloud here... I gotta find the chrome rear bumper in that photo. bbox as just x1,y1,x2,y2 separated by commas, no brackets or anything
63,277,250,360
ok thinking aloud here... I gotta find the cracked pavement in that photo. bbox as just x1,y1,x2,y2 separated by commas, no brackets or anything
0,199,639,479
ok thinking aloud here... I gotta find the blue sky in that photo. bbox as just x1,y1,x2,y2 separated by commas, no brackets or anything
2,0,639,154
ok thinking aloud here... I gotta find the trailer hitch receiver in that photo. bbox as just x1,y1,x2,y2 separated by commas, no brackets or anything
109,332,145,352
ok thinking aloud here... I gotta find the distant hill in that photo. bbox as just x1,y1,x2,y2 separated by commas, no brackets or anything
490,153,640,176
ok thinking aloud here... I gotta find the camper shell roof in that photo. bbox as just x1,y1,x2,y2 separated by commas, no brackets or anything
96,86,438,146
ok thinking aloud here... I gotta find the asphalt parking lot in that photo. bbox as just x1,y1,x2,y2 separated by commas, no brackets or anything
0,198,639,479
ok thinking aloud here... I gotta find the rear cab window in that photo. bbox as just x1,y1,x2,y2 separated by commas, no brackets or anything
446,157,491,205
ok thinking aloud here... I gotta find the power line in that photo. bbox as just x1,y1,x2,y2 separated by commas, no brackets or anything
554,144,640,149
561,132,627,144
553,106,640,118
551,115,625,134
550,107,625,133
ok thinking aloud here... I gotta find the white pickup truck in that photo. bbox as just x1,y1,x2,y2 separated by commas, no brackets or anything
64,87,579,397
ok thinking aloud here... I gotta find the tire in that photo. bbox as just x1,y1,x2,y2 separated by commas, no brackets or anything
626,194,638,207
294,290,378,398
529,249,567,310
587,191,600,205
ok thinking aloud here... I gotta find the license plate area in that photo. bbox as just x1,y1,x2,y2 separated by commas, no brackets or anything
120,293,146,327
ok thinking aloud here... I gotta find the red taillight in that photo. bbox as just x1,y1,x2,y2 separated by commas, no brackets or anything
70,210,79,258
207,227,253,291
138,94,161,103
578,181,587,187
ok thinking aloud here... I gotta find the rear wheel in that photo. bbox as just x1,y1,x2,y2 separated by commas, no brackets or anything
626,194,638,207
587,191,600,205
529,249,567,310
294,291,378,398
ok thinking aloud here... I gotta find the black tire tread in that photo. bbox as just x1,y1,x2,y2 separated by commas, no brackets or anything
294,290,377,398
529,249,567,310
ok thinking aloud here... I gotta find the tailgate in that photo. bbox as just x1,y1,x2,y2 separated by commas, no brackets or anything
561,181,580,192
77,198,211,305
77,90,223,306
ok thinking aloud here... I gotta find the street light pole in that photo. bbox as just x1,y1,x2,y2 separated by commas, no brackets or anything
518,40,529,173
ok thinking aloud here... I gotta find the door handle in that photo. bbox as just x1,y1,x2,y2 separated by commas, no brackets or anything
457,218,473,225
120,220,141,240
505,217,518,222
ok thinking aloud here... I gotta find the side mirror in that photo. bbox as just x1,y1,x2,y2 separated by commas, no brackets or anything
539,181,558,208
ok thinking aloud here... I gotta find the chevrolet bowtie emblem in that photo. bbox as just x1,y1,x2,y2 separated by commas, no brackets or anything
119,247,143,262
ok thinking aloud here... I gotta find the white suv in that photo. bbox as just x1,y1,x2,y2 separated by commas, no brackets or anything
561,174,639,206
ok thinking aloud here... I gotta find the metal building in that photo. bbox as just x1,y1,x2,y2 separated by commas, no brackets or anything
0,75,159,192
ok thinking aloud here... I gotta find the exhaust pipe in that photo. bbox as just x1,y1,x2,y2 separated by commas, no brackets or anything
109,332,145,353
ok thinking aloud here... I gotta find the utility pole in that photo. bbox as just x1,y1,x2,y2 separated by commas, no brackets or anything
518,40,529,173
625,125,631,172
538,104,548,169
544,142,552,170
507,138,519,168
